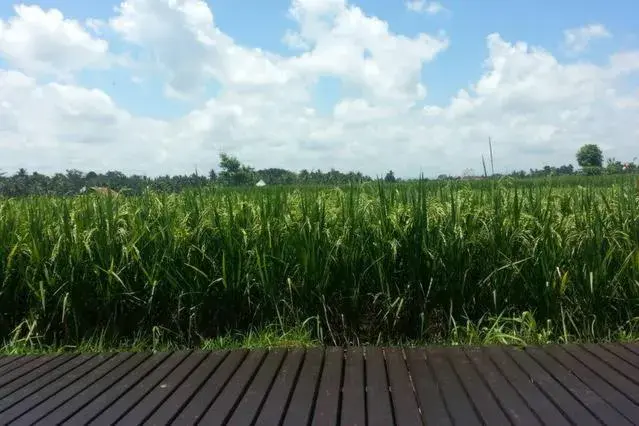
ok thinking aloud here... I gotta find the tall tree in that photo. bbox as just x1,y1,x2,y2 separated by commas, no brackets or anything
576,144,603,168
218,153,255,186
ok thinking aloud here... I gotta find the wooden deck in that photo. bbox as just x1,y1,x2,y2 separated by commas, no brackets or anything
1,343,638,425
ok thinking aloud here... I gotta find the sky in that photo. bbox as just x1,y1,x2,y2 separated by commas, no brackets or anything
0,0,638,178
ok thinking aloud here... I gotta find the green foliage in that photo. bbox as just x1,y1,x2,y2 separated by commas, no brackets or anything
218,153,256,186
605,157,638,175
576,144,603,168
3,150,639,198
1,174,638,349
0,158,380,197
581,165,603,176
257,168,297,185
384,170,397,183
526,164,574,177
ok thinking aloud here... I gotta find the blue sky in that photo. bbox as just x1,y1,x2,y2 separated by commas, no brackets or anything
4,0,634,116
0,0,638,177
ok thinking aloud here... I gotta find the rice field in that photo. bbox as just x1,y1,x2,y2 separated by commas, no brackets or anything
1,175,638,350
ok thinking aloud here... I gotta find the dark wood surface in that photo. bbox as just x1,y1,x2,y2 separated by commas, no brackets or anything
1,343,638,425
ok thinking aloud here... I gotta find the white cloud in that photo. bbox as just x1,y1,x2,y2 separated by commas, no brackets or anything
109,0,299,99
285,0,449,104
109,0,217,98
434,34,638,166
0,1,638,178
0,5,108,78
0,68,171,174
563,24,611,53
609,51,639,75
110,0,448,101
405,0,445,15
282,29,310,50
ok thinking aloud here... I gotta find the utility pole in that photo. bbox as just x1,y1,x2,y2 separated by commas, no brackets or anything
488,137,495,176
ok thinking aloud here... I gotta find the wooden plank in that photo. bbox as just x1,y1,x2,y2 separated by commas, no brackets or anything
0,354,91,408
254,348,305,426
27,352,149,426
57,352,171,425
506,346,600,426
116,351,208,425
384,348,421,426
173,349,248,424
425,347,482,426
339,347,366,426
143,350,229,425
544,345,639,424
0,354,113,423
622,343,639,356
582,343,639,385
563,344,639,405
198,349,268,424
8,344,639,425
10,352,140,426
485,346,571,426
311,347,343,426
0,355,55,388
0,355,40,377
464,347,541,425
405,348,452,425
0,354,77,399
281,347,324,426
84,351,191,425
526,345,633,426
447,346,511,425
601,343,639,369
0,355,21,369
227,349,288,426
363,347,394,426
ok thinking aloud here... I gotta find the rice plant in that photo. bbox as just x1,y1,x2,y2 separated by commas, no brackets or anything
0,175,638,349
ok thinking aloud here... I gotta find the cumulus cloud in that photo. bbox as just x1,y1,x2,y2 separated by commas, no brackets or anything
0,1,637,178
109,0,217,98
430,34,638,166
109,0,297,98
0,69,169,174
405,0,445,15
0,5,108,78
563,24,611,53
285,0,449,104
110,0,449,101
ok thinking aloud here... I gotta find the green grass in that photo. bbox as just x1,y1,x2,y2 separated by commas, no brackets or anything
2,312,637,355
1,175,638,353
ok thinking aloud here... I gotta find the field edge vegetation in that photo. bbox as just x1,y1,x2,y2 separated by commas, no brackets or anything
3,312,639,355
1,175,638,354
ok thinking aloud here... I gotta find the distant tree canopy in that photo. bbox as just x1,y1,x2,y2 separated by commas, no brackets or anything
218,153,256,186
577,144,603,168
0,153,372,196
527,164,574,177
1,149,637,197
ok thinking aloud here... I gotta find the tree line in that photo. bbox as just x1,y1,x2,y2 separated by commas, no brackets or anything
0,153,375,197
0,144,636,196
